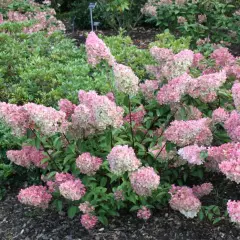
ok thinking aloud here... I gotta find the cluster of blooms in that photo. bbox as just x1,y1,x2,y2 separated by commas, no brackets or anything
137,206,151,220
76,152,102,176
59,179,86,201
18,186,52,209
212,107,229,124
207,143,240,171
178,145,207,165
80,214,98,230
192,53,205,69
227,200,240,226
164,118,213,147
0,102,31,136
114,190,125,201
192,183,213,198
107,145,141,175
232,82,240,111
186,70,227,102
210,48,235,68
71,91,124,138
139,80,159,100
224,111,240,142
150,47,174,64
24,103,69,136
130,167,160,196
7,146,47,169
58,99,76,120
106,92,115,102
79,202,95,214
198,14,207,23
196,37,211,46
178,16,187,24
169,185,201,218
173,105,203,120
225,64,240,79
219,159,240,184
157,73,192,104
85,32,115,67
113,63,139,95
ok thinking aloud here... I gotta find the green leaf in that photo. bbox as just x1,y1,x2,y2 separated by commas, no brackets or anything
198,210,204,221
100,177,107,187
68,206,78,219
98,215,108,225
213,217,222,224
56,200,63,212
129,205,139,212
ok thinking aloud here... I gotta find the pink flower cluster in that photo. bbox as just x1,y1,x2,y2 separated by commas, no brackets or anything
130,167,160,196
0,102,31,136
212,107,229,124
113,63,139,95
76,152,102,175
85,31,115,67
80,214,98,230
224,111,240,142
107,145,141,175
173,105,203,120
192,183,213,198
24,103,69,136
137,206,151,220
178,145,207,165
169,185,201,218
186,70,227,102
178,16,187,24
232,82,240,111
18,185,52,209
71,91,124,138
227,200,240,225
219,159,240,184
59,179,86,201
157,73,191,105
192,53,205,69
198,14,207,23
58,99,76,119
79,202,95,214
7,146,47,169
139,80,159,100
211,48,235,68
114,190,125,201
164,118,213,147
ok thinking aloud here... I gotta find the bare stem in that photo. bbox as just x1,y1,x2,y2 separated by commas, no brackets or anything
128,95,135,148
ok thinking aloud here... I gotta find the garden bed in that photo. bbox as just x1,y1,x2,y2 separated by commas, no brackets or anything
0,190,240,240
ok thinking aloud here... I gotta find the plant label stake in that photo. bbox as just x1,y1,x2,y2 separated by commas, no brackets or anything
89,3,96,31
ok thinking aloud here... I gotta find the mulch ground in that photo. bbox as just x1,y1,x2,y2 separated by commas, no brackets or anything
1,189,240,240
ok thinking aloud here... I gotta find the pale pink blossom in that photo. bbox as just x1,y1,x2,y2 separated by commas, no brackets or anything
76,152,102,175
0,14,4,24
86,31,115,66
192,53,205,68
114,190,125,201
219,159,240,183
139,80,159,100
79,202,95,214
224,111,240,142
137,206,151,220
81,214,98,230
211,48,235,68
150,47,174,64
107,145,141,175
192,183,213,198
18,185,52,209
212,108,229,124
59,179,86,201
58,99,76,119
227,200,240,225
178,16,187,24
198,14,207,23
130,167,160,196
232,82,240,111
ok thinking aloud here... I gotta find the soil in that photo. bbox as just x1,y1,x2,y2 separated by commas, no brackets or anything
0,188,240,240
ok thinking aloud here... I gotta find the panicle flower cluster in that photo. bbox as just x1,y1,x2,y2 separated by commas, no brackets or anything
76,152,102,175
207,143,240,171
141,0,172,17
224,64,240,79
106,92,115,102
7,146,47,168
107,145,141,175
85,32,115,66
198,14,207,23
0,14,3,24
219,159,240,184
224,111,240,142
80,214,98,230
0,102,31,136
71,91,124,138
139,80,159,100
137,206,151,220
113,63,139,95
192,183,213,198
157,73,192,104
178,16,187,24
79,202,95,214
130,167,160,196
211,48,235,68
24,103,69,136
59,179,86,201
169,185,201,218
8,11,28,22
192,53,205,69
150,47,174,64
58,99,76,119
212,107,229,124
114,190,125,201
232,82,240,111
18,185,52,209
178,145,207,165
227,200,240,225
186,70,227,102
164,118,213,147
